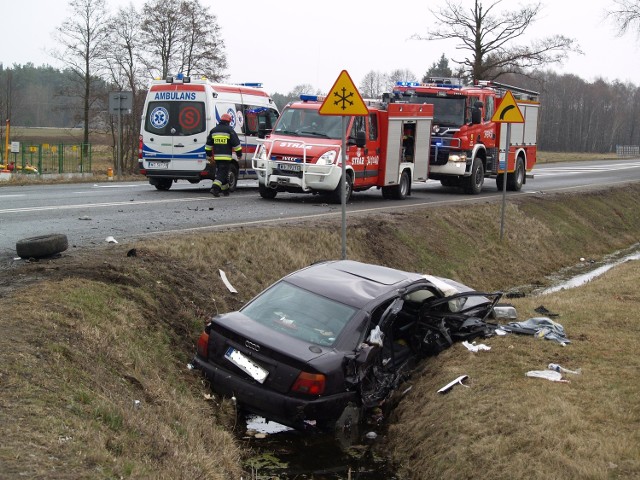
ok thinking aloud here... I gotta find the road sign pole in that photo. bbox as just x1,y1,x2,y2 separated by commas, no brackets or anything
341,116,347,260
317,70,369,260
500,122,511,241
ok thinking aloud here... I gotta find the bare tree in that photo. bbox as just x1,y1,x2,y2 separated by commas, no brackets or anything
607,0,640,37
359,71,388,98
178,0,227,81
52,0,111,151
140,0,184,79
387,69,417,89
140,0,227,81
104,4,147,173
414,0,581,81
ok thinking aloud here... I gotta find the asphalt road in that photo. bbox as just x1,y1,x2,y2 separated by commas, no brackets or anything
1,158,639,261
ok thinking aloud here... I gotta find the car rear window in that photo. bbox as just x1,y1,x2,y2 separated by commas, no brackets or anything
241,282,357,346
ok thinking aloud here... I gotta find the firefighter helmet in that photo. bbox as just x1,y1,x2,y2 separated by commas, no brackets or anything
220,113,232,123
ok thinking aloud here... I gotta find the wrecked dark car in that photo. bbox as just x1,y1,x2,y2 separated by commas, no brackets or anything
191,260,503,432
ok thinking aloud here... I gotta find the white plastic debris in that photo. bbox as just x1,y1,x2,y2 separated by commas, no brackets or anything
367,325,384,347
548,363,582,375
525,370,569,383
219,269,237,293
462,341,491,352
105,236,118,244
438,374,469,393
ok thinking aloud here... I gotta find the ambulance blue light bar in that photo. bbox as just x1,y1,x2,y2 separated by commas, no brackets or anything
166,73,191,84
239,82,263,88
396,81,420,87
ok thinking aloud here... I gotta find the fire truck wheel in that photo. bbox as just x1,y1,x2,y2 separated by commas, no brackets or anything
259,183,278,199
383,170,411,199
329,174,353,204
463,158,484,194
507,157,525,191
16,234,68,259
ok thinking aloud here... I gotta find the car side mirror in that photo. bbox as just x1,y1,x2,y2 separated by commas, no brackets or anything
356,131,366,148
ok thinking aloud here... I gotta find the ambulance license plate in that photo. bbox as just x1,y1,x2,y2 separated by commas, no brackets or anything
225,347,268,383
148,161,169,169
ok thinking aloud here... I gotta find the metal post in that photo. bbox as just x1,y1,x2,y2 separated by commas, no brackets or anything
117,95,123,180
341,116,347,260
499,122,511,241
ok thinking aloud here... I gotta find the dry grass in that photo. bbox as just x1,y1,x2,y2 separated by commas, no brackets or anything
537,151,619,163
1,183,640,478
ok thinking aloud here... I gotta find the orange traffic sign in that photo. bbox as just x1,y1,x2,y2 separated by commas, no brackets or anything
319,70,369,116
491,90,524,123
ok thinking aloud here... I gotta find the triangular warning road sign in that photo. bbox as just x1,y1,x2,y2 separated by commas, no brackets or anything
491,90,524,123
319,70,369,116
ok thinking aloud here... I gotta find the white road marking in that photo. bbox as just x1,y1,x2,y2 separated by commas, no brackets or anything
0,196,213,214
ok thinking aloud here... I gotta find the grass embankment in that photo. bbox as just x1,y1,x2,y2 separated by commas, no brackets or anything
0,184,639,479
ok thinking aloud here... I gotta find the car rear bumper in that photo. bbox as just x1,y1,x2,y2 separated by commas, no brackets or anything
191,355,358,430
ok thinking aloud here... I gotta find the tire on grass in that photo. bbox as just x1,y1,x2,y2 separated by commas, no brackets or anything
16,234,69,259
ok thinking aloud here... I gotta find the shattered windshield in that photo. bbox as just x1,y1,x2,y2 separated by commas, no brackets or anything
241,281,357,347
274,107,346,139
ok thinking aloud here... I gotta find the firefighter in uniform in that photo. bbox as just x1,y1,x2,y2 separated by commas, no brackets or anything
205,113,242,197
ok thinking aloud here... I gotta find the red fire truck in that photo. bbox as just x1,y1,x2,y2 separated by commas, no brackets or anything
252,95,434,202
389,78,540,194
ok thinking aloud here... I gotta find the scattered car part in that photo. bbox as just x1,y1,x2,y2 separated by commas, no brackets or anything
438,375,469,393
16,234,68,259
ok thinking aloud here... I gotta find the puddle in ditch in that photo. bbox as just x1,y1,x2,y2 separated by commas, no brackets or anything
239,414,402,479
505,243,640,298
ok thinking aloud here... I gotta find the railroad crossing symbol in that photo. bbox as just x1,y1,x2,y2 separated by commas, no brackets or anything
491,90,524,123
319,70,369,116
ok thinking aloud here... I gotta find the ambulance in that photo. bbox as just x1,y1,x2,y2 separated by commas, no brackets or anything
139,74,279,191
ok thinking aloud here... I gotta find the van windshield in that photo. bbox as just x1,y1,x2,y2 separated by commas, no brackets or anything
274,107,345,139
144,101,206,136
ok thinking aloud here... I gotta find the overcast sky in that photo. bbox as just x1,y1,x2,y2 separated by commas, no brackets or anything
4,0,639,94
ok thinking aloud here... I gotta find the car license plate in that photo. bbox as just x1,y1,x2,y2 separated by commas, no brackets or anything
278,163,301,172
148,161,169,168
225,347,268,384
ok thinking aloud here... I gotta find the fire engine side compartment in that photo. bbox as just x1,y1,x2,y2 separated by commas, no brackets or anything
497,100,539,173
381,104,433,186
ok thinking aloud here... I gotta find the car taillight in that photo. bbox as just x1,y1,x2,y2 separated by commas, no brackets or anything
138,135,143,159
196,332,209,358
291,372,326,395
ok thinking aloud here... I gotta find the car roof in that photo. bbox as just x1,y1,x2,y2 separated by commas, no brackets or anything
284,260,423,308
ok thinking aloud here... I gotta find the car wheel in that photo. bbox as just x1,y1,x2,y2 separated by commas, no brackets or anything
258,183,277,199
228,163,239,192
507,157,525,191
16,234,68,259
463,158,484,194
329,173,353,204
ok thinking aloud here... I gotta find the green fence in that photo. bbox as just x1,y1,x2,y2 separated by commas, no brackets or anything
1,143,92,175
